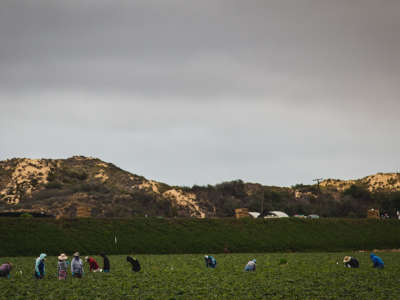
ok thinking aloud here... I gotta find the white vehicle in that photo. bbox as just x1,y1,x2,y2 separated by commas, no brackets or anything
264,211,289,218
308,214,320,219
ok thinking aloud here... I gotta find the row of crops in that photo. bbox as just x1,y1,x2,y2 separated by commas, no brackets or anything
1,253,399,299
1,218,400,256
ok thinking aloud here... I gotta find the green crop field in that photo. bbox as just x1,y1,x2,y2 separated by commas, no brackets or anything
2,218,400,256
0,252,399,299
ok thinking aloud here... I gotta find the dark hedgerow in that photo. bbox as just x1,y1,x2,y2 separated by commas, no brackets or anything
0,218,399,257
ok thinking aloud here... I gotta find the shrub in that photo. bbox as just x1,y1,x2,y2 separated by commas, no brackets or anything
45,181,63,189
20,213,33,218
279,258,288,265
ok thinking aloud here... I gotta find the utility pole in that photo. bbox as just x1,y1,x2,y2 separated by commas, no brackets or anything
313,178,323,193
313,178,323,215
260,197,264,215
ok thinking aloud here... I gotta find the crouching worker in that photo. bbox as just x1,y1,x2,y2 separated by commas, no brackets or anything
0,262,12,279
85,256,102,272
127,256,141,272
57,253,69,280
370,253,384,269
71,252,84,278
204,255,217,268
34,253,47,279
100,253,110,273
244,259,256,271
343,256,359,268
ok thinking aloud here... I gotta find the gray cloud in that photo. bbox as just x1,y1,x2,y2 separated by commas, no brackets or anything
1,0,399,186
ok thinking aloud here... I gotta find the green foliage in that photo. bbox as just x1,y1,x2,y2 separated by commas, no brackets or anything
46,171,56,182
278,258,288,265
19,213,32,218
292,184,318,193
0,253,399,299
343,184,371,200
0,218,399,257
45,181,63,189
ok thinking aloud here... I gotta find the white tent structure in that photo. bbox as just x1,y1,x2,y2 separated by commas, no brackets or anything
248,212,260,218
264,211,289,218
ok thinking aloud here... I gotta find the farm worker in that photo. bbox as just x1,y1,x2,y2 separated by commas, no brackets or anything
71,252,84,278
85,256,102,272
343,256,359,268
0,262,12,278
127,256,141,272
370,253,384,269
244,259,256,271
57,253,69,280
34,253,47,279
204,255,217,268
100,253,110,273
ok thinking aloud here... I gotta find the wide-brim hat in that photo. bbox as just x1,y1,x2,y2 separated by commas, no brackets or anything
343,256,351,263
58,253,68,260
73,252,80,257
85,256,89,261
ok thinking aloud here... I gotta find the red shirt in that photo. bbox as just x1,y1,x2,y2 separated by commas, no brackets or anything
88,257,99,271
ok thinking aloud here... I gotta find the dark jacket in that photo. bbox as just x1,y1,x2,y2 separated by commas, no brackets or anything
100,254,110,271
205,256,217,268
0,264,12,277
127,256,141,272
345,257,359,268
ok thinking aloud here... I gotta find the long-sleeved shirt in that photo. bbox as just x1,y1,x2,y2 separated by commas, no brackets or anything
205,256,217,268
35,254,46,275
71,257,83,274
101,255,110,271
345,257,359,268
370,254,384,268
244,260,256,271
0,264,12,276
58,260,68,272
87,257,99,271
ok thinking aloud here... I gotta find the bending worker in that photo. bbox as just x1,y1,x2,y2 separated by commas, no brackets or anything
370,253,384,269
204,255,217,268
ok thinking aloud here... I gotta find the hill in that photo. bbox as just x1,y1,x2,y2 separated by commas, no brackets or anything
0,156,399,218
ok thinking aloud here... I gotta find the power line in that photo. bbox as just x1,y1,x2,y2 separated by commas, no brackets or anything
313,178,323,192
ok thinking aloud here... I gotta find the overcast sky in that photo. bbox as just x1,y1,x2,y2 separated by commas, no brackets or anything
1,0,399,187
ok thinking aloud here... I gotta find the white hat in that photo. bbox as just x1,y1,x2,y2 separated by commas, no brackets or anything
58,253,68,260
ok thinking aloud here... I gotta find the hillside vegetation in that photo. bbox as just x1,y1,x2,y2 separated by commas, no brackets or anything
0,218,400,257
0,156,400,218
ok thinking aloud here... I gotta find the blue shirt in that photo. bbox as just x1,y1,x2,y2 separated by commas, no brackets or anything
370,254,384,268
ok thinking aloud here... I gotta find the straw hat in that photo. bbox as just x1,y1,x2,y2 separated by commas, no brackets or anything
58,253,68,260
85,256,89,261
73,252,80,257
343,256,351,263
